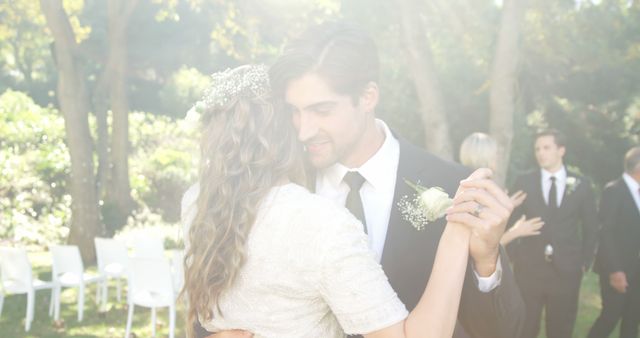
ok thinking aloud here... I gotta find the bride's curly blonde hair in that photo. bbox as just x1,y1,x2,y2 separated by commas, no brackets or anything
182,65,304,337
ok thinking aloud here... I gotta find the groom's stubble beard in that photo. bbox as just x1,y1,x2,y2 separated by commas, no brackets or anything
302,136,342,170
302,126,369,170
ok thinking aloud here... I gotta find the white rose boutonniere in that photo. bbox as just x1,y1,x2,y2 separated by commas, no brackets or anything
565,176,580,196
398,179,453,231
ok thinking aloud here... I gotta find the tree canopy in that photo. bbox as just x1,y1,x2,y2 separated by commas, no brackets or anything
1,0,638,256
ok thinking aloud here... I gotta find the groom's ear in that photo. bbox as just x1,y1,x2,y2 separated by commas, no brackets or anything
358,81,379,114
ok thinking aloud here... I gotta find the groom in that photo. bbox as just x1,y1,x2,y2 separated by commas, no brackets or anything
198,21,524,338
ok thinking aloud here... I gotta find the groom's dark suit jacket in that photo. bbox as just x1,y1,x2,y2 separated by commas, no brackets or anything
377,138,524,338
194,137,525,338
592,178,640,277
508,169,598,274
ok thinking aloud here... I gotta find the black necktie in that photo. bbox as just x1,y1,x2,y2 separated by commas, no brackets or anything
548,176,557,209
343,171,367,234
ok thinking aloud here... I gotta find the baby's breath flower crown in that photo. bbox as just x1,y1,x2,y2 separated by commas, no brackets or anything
194,64,271,113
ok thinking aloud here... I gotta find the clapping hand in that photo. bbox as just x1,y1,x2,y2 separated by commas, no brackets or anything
509,190,527,208
500,215,544,246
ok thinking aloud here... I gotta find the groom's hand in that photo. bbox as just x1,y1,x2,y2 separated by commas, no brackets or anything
455,169,514,277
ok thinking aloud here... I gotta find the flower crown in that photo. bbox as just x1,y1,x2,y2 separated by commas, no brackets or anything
194,64,271,113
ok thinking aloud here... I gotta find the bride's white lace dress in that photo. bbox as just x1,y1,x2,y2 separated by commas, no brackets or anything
182,182,408,338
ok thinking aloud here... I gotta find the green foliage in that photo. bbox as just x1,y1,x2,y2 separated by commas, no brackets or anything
0,0,55,105
352,0,639,187
518,0,640,185
0,89,70,245
129,111,199,223
0,89,199,244
158,66,211,118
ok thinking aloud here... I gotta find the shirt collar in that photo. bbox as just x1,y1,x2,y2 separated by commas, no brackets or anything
541,165,567,183
623,172,640,193
322,119,399,191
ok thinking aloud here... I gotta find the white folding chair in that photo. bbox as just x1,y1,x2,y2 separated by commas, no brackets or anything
169,249,184,294
50,245,103,321
94,237,129,310
125,257,176,338
0,247,57,331
131,235,165,259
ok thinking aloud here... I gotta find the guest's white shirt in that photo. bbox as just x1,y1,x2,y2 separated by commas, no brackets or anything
541,166,567,207
622,173,640,213
316,119,501,292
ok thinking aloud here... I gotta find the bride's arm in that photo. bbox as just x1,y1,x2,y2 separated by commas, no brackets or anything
365,222,470,338
364,169,511,338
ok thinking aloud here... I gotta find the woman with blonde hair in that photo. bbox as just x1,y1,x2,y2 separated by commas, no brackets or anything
459,132,544,246
181,65,512,338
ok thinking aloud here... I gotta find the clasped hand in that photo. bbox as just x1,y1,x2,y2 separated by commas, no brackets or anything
446,168,514,277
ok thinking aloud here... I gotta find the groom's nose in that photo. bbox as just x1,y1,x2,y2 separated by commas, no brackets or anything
295,112,319,142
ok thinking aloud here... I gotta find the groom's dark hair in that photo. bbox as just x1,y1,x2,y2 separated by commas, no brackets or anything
270,20,379,102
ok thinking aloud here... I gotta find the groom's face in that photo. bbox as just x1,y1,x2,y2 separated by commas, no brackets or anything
285,72,369,169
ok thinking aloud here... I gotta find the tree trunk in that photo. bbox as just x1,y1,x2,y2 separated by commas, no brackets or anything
93,71,110,200
398,0,453,159
102,0,138,235
489,0,527,185
40,0,102,262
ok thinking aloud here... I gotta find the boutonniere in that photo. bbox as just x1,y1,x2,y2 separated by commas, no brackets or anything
565,176,580,195
397,179,453,231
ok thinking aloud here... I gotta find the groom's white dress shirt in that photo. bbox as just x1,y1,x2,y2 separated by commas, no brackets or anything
316,119,501,292
316,119,399,263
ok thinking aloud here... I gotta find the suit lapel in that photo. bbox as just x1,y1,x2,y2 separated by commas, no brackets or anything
381,138,425,270
558,170,577,210
529,170,549,213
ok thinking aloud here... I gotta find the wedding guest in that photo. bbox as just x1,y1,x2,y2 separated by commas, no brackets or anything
459,132,544,246
194,21,524,338
508,129,599,338
181,64,511,338
588,146,640,338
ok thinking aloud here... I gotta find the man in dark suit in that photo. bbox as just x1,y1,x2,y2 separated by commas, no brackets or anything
588,147,640,338
508,129,599,338
270,21,523,338
196,21,524,338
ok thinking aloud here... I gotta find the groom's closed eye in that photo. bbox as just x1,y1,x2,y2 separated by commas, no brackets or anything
308,102,337,116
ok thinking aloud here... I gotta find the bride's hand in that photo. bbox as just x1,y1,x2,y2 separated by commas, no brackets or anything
445,168,514,276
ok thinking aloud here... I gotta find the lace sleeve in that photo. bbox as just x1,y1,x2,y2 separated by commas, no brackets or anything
317,210,408,335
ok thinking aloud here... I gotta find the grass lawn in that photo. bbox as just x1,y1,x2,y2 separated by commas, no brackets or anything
1,251,620,338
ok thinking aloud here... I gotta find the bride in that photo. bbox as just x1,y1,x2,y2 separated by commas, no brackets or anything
181,65,509,338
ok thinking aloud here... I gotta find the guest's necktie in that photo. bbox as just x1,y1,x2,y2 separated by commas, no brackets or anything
548,176,557,209
343,171,367,234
